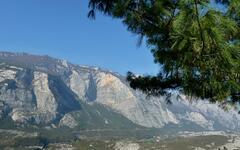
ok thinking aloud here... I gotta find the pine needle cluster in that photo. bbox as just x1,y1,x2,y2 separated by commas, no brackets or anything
88,0,240,104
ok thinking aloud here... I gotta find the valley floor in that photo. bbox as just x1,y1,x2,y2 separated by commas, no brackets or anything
0,128,240,150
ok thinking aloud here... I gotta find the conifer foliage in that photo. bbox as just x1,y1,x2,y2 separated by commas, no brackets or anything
88,0,240,103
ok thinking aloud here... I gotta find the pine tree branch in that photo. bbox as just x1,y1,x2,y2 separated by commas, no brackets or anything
194,0,205,55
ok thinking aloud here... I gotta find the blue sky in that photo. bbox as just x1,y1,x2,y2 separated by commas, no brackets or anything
0,0,159,75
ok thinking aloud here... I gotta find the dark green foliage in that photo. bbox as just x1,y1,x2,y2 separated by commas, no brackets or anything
88,0,240,104
0,117,16,129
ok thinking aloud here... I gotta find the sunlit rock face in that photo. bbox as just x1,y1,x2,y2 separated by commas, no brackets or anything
94,72,179,128
0,52,240,131
0,62,80,125
32,72,57,123
168,96,240,131
0,67,62,124
0,68,17,82
67,69,178,128
59,113,78,128
184,112,214,130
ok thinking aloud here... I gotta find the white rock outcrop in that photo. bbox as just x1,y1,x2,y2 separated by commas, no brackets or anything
114,141,140,150
68,71,178,128
0,68,17,82
59,113,78,128
32,72,57,123
184,112,213,130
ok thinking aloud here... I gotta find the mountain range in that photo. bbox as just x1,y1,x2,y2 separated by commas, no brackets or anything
0,51,240,132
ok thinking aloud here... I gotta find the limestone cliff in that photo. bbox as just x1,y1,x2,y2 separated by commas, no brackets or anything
0,52,240,131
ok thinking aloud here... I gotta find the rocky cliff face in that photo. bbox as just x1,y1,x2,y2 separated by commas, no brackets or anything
0,52,240,131
67,68,178,128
